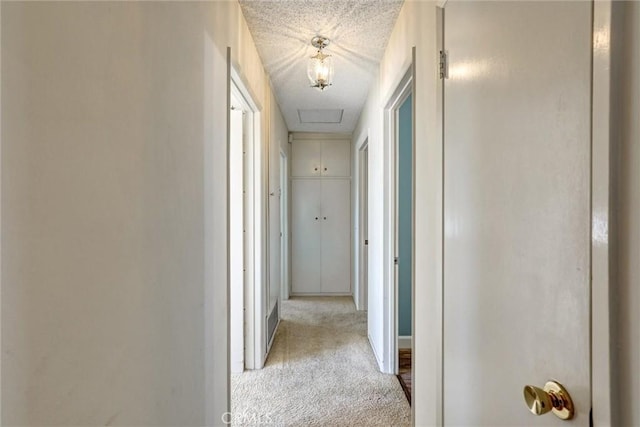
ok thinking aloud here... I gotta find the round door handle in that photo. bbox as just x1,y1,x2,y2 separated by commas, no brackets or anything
315,217,318,220
323,217,327,220
523,380,574,420
314,167,318,171
324,167,327,171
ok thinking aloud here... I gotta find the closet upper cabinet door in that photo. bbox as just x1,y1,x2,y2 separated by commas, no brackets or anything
291,141,321,177
321,140,351,177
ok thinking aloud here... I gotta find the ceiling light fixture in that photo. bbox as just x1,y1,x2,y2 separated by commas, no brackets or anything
307,36,333,91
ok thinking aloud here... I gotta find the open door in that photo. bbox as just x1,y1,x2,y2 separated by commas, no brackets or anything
442,2,592,425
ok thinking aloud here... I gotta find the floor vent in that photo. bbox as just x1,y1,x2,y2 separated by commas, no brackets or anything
267,301,278,346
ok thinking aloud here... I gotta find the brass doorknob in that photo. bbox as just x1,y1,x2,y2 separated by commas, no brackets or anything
523,380,574,420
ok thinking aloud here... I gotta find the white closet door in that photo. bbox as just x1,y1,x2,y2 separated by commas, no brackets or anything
291,179,322,293
321,140,350,177
321,179,351,293
291,141,321,177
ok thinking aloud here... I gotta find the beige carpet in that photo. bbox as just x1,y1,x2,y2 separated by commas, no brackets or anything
231,296,411,427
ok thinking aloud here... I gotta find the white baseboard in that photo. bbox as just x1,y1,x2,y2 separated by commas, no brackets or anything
231,360,244,374
398,335,412,349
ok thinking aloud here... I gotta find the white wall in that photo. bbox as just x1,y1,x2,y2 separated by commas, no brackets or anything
352,1,440,423
612,2,640,425
353,76,384,362
1,2,275,425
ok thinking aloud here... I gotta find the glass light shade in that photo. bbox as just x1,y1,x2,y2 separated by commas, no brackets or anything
307,51,333,91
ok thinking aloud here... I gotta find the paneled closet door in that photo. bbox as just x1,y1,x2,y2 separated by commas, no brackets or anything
321,140,351,177
291,179,322,293
291,141,321,177
320,179,351,293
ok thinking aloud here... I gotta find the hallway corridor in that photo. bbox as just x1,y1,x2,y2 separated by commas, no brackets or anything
231,297,410,426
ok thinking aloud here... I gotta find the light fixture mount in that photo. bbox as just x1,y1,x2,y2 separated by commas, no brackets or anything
307,35,334,91
311,36,330,50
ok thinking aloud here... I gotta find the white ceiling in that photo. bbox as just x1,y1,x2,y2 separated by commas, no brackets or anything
239,0,404,133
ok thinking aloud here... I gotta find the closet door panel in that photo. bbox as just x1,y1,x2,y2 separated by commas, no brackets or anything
291,179,322,293
291,141,321,177
321,140,350,177
320,179,351,293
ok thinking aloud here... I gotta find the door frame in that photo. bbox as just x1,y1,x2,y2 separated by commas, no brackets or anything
354,135,369,311
435,1,614,423
229,103,244,374
279,149,290,301
229,65,264,371
382,66,413,375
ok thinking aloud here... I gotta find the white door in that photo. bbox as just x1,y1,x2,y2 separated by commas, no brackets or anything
291,179,322,293
321,179,351,293
444,2,592,425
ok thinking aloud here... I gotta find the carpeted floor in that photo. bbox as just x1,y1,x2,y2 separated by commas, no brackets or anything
231,296,411,427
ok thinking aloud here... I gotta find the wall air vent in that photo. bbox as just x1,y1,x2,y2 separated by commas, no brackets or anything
298,109,344,124
267,301,279,348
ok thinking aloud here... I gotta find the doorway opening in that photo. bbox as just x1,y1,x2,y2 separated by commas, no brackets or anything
229,70,263,374
382,66,414,403
395,92,413,404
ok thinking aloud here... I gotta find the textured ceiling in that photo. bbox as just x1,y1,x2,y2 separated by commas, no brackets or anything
239,0,404,133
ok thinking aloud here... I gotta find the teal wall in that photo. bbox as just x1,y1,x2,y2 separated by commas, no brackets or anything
398,94,412,336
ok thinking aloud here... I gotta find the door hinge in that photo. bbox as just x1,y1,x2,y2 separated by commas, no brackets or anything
439,50,449,79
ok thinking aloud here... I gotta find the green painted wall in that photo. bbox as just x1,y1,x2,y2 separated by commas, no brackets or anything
398,94,412,336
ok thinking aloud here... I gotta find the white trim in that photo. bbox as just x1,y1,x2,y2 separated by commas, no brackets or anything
0,2,3,419
253,108,265,370
229,108,245,375
230,60,262,112
434,13,445,426
354,133,369,311
280,150,290,301
591,1,614,424
398,336,412,350
382,66,413,375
